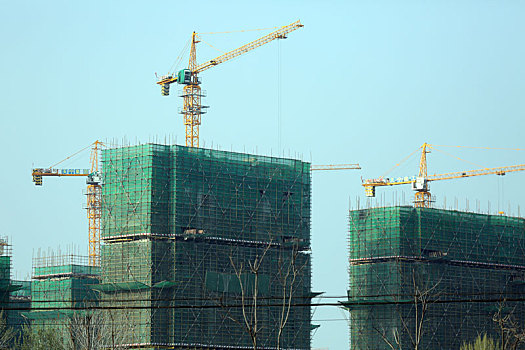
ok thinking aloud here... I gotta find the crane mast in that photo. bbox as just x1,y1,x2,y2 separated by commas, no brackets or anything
86,141,102,266
157,20,304,148
414,142,431,207
182,32,205,148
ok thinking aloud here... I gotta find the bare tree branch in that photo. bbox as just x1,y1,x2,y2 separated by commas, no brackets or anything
493,301,525,350
277,244,307,350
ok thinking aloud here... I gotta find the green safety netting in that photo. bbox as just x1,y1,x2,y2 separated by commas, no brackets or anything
98,144,313,349
347,206,525,350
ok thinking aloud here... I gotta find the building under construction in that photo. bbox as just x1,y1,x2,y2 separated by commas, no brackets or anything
0,239,31,342
23,254,100,337
346,206,525,350
8,280,31,335
0,238,13,324
97,144,313,349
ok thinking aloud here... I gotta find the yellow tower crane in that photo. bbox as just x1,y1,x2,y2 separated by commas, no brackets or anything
157,20,304,148
362,143,525,208
32,141,103,266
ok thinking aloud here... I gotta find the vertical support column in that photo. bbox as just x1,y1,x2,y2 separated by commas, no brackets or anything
88,140,102,266
87,184,101,266
182,82,202,148
183,31,202,148
414,143,431,208
414,191,431,208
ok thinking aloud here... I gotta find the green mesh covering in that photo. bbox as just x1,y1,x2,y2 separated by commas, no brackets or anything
347,207,525,350
22,309,79,320
0,254,13,331
100,240,174,347
0,256,10,280
170,241,311,349
10,280,30,298
0,256,12,297
170,146,310,243
102,144,311,243
8,280,31,332
205,271,270,295
34,264,99,277
102,145,172,238
101,144,312,349
31,266,100,310
0,253,12,335
91,281,150,292
27,263,100,345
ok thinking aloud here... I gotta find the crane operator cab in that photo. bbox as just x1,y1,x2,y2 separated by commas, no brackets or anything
178,69,192,84
86,172,102,185
412,177,428,192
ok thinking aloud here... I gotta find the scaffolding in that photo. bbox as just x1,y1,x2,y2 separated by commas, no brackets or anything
8,280,31,333
100,143,312,349
346,206,525,350
0,238,29,342
0,237,12,323
24,253,100,335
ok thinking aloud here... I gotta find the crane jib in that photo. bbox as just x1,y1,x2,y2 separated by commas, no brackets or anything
33,168,90,175
194,20,303,74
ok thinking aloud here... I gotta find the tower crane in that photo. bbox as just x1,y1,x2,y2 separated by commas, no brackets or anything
32,141,103,266
157,20,303,148
362,142,525,208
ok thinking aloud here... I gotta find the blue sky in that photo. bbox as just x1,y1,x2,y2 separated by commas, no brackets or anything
1,1,524,348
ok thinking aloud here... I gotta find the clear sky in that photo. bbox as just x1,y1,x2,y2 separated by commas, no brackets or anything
1,1,524,348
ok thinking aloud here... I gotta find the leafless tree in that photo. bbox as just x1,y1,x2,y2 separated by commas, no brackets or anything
493,301,525,350
276,243,307,350
404,269,441,350
374,325,402,350
374,266,442,350
67,309,135,350
229,243,272,350
226,240,308,350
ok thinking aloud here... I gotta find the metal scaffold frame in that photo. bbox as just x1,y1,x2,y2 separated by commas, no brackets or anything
346,206,525,350
99,143,313,349
0,238,12,314
24,253,101,338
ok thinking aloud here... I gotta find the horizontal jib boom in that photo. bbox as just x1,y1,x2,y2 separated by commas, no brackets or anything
362,176,417,186
33,168,90,176
60,169,90,175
